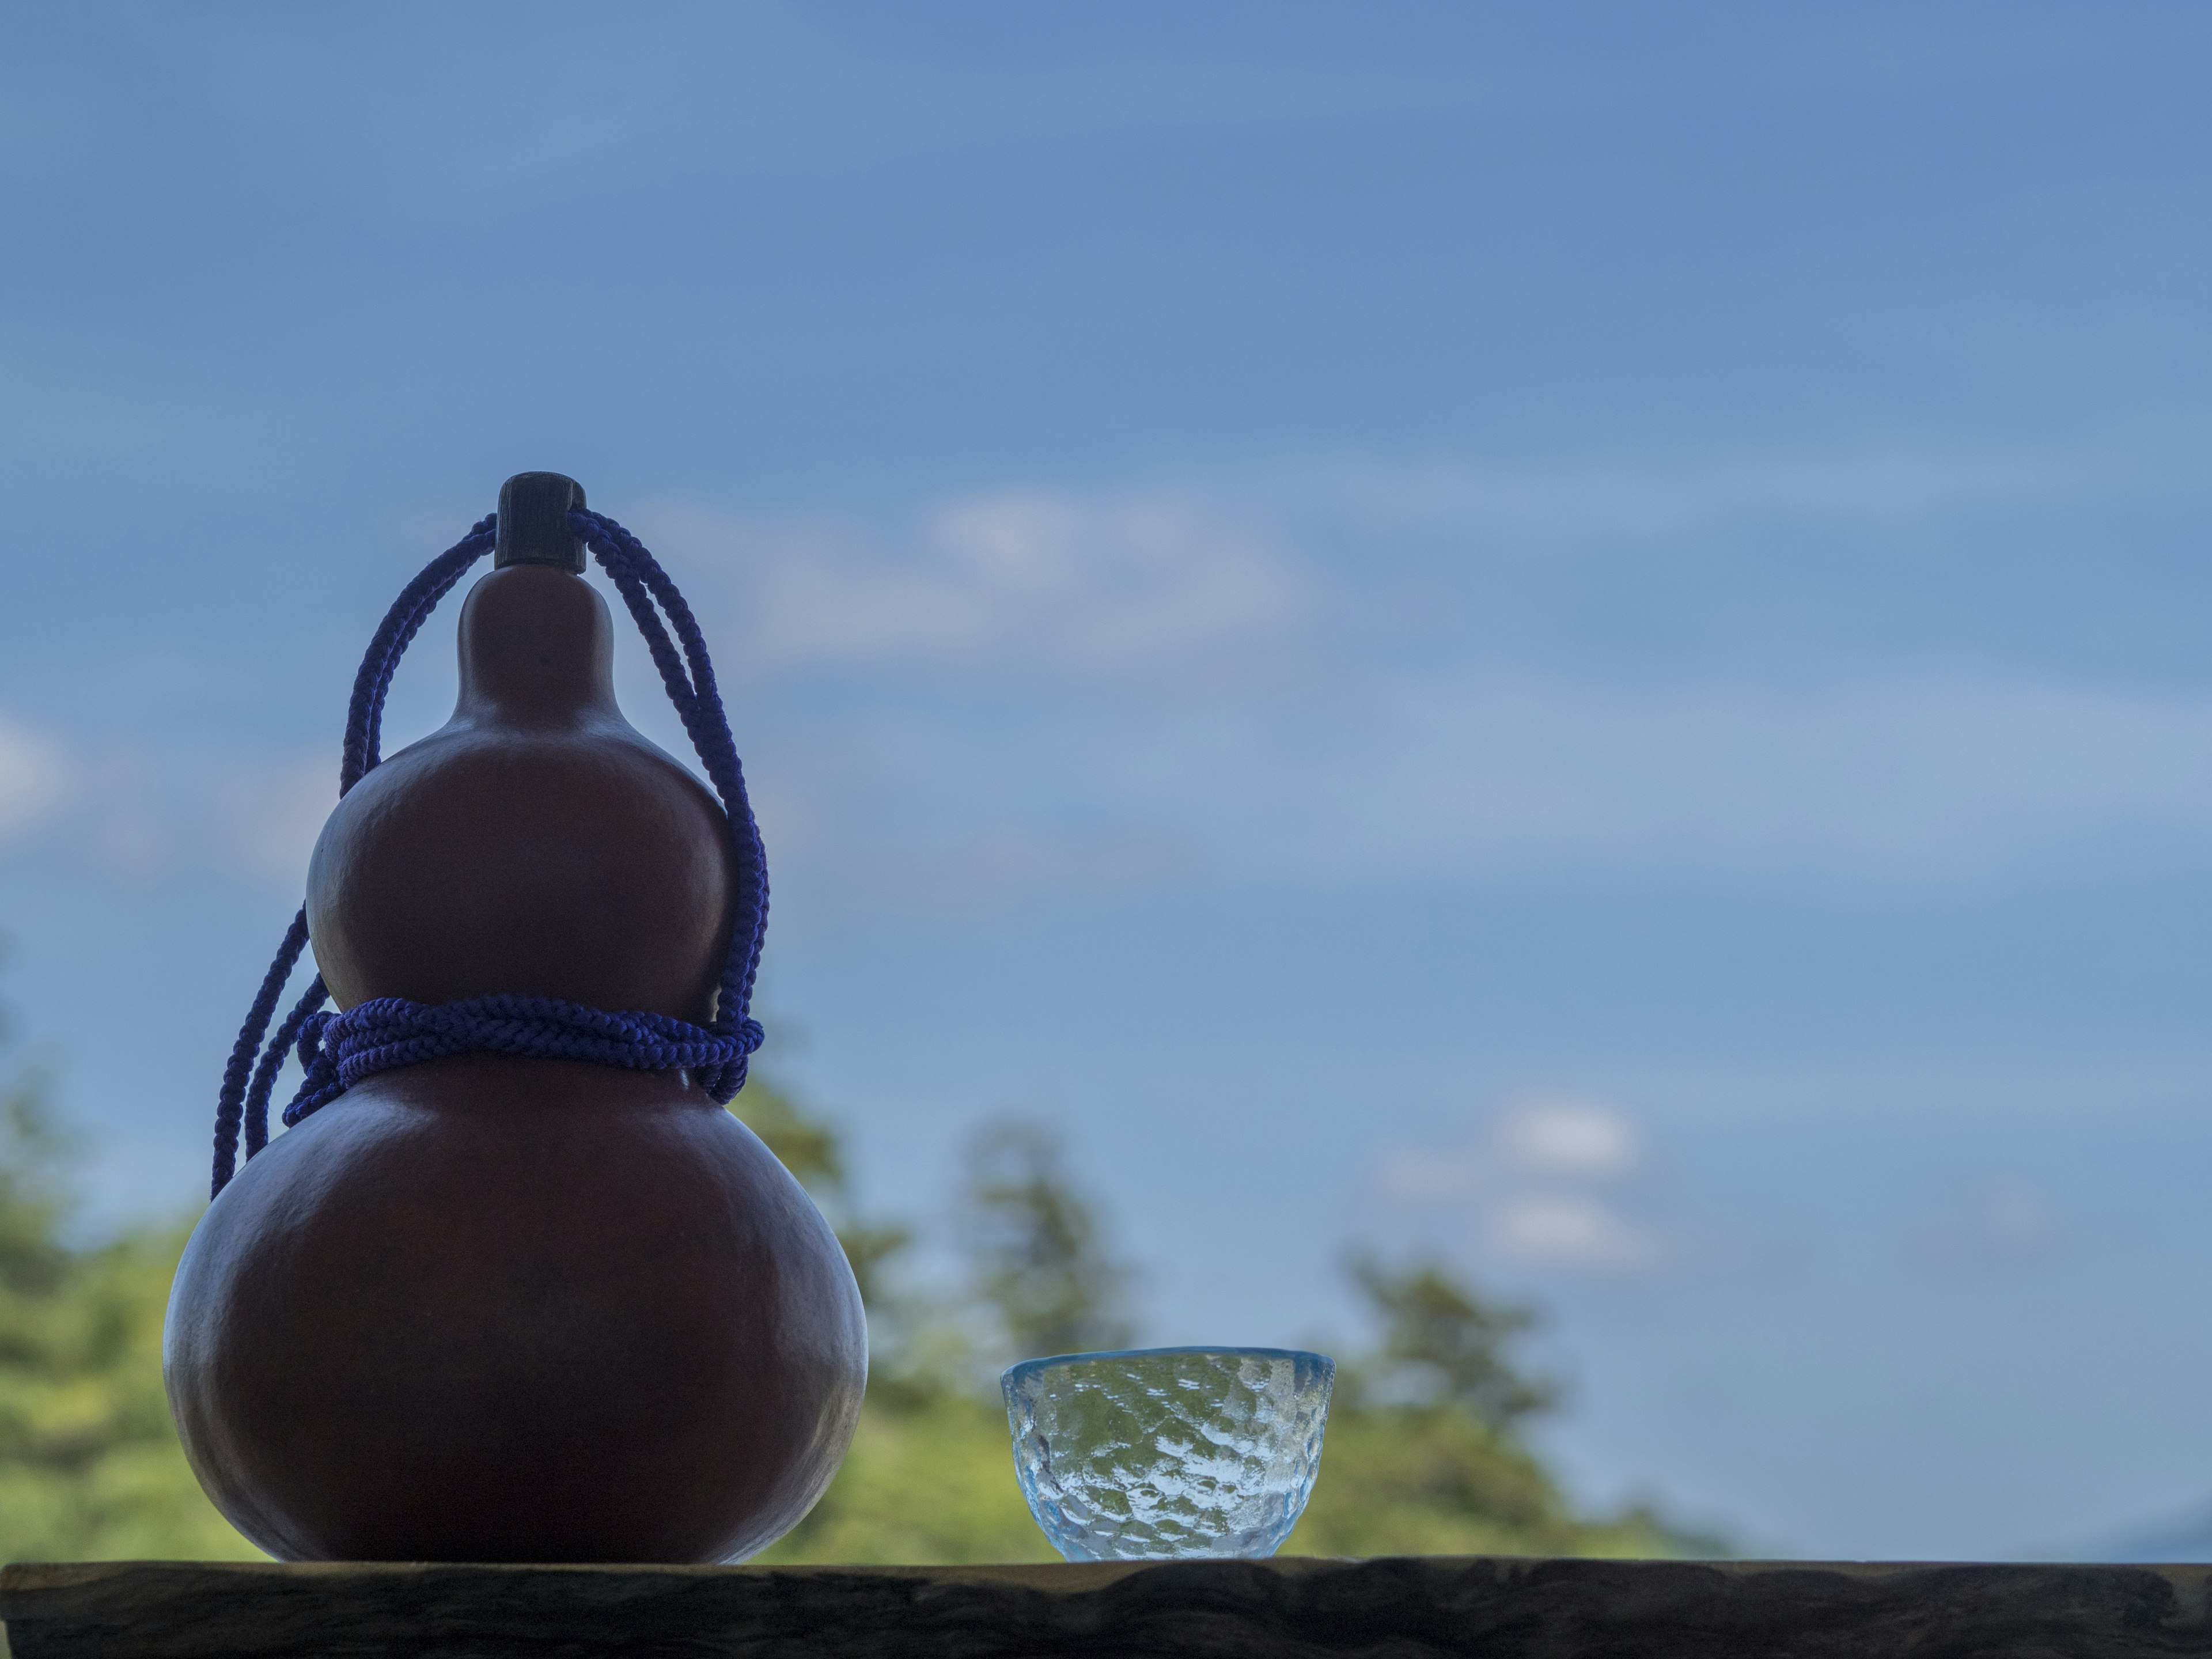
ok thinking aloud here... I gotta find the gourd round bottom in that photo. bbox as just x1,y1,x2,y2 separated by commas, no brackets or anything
168,1058,861,1562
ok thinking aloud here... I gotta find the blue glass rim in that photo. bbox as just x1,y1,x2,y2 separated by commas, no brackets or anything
1002,1345,1335,1396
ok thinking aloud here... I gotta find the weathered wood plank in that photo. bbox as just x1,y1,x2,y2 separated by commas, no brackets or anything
3,1555,2209,1658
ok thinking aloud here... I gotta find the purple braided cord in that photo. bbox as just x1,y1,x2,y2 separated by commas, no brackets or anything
210,910,310,1188
574,509,770,1056
225,520,499,1175
210,509,768,1198
284,997,759,1124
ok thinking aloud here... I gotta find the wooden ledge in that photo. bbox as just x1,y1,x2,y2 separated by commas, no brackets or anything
5,1555,2210,1657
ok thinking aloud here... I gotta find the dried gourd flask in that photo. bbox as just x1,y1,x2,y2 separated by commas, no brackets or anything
164,474,866,1563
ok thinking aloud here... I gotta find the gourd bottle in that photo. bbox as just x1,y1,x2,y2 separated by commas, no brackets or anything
164,474,867,1563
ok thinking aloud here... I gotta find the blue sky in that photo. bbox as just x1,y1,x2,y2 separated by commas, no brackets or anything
7,2,2212,1559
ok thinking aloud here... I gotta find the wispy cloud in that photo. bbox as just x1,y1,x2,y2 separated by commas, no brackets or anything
660,490,1297,671
1498,1097,1643,1179
412,46,1495,195
30,440,2212,911
1116,423,2212,573
0,715,71,839
1243,672,2212,883
767,662,2212,903
1324,444,2170,540
614,439,2212,900
17,10,1494,206
1375,1097,1667,1275
0,724,336,890
222,757,337,888
1903,1185,2064,1275
1490,1194,1659,1272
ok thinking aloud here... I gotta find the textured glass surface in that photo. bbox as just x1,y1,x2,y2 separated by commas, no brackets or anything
1002,1346,1334,1562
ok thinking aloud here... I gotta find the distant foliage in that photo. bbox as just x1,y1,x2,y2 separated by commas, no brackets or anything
959,1120,1136,1364
0,1028,1713,1564
751,1112,1143,1565
751,1389,1056,1566
745,1100,1713,1565
1342,1253,1560,1425
0,1057,256,1560
1287,1255,1668,1558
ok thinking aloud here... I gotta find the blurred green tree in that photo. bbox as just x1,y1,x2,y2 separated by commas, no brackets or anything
1286,1256,1674,1557
1342,1253,1559,1423
0,1019,255,1560
745,1109,1112,1564
0,1018,1715,1565
959,1119,1135,1365
749,1104,1714,1565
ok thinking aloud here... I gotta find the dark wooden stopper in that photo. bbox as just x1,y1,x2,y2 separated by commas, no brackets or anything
494,471,587,573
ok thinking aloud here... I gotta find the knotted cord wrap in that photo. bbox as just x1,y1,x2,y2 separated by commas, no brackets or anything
285,997,763,1124
209,505,770,1199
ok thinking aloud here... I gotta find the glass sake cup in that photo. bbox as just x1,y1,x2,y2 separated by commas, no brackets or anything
1001,1345,1335,1561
